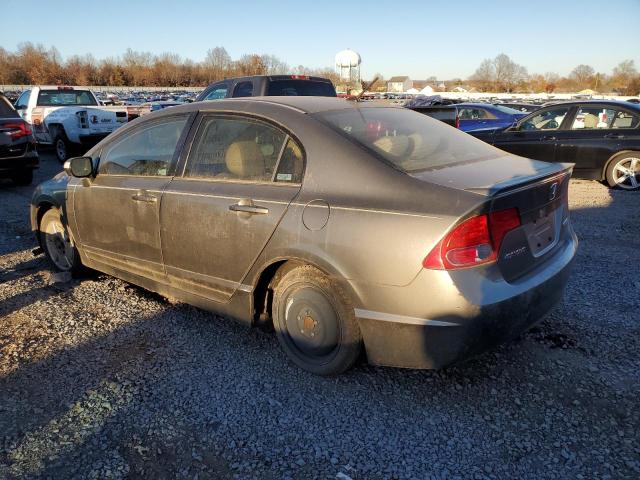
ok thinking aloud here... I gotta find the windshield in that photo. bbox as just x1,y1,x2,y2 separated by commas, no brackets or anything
37,90,98,106
267,80,336,97
315,107,505,172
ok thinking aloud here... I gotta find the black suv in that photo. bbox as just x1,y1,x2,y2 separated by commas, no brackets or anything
196,75,337,102
0,93,38,185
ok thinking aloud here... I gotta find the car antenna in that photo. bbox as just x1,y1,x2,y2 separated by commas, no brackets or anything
350,76,380,102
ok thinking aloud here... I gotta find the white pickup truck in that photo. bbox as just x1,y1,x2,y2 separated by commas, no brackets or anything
14,86,150,162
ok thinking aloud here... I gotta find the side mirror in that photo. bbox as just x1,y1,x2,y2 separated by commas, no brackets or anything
64,156,94,178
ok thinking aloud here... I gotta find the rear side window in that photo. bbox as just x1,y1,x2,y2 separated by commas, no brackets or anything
315,107,504,172
458,108,494,120
37,90,98,106
571,106,639,129
185,115,303,183
233,81,254,97
267,80,336,97
99,117,188,176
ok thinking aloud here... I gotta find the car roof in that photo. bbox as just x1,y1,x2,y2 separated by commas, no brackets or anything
152,96,395,117
541,99,640,111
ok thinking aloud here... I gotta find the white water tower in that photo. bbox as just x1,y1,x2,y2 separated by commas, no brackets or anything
335,49,361,83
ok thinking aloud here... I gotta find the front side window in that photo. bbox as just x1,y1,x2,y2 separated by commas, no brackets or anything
316,107,505,173
185,115,302,183
520,106,570,131
98,117,188,176
204,84,228,100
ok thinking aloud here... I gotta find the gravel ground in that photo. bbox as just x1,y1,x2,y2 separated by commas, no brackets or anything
1,152,639,480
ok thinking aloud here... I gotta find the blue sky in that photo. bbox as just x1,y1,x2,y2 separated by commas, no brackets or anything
2,0,639,80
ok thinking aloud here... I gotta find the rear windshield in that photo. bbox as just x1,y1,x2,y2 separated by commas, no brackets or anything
492,105,525,115
267,80,336,97
315,107,504,172
0,96,19,117
37,90,98,106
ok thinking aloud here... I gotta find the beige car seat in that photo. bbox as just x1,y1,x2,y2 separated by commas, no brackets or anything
583,113,598,129
224,140,265,179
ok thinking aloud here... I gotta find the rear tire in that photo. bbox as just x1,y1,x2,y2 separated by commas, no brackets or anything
11,169,33,186
272,264,362,375
40,209,83,274
605,152,640,190
53,132,73,163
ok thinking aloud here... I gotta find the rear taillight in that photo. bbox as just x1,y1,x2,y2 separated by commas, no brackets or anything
455,115,460,129
423,208,520,270
4,122,32,140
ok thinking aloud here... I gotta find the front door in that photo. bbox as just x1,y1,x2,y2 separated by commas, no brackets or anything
160,114,304,301
554,105,640,174
73,115,190,281
492,105,573,163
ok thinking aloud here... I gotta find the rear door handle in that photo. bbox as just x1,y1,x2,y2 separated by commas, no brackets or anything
541,136,557,141
131,192,158,203
229,203,269,215
604,133,624,139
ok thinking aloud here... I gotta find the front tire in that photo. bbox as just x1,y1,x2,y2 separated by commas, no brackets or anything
605,152,640,190
272,264,362,375
40,209,83,274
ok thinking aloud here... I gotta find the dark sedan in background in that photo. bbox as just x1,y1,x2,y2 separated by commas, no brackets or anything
0,93,38,185
470,100,640,190
31,97,577,375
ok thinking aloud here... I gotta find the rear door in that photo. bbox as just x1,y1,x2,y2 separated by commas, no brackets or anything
73,114,191,281
555,104,640,174
491,105,573,162
160,113,304,301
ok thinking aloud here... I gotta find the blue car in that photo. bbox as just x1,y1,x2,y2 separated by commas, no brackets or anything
455,103,527,132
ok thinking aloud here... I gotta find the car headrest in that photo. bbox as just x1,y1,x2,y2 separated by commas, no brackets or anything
225,141,265,178
372,135,411,158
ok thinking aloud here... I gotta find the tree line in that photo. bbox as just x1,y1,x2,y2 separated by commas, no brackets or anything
1,44,638,95
467,54,639,95
0,43,339,87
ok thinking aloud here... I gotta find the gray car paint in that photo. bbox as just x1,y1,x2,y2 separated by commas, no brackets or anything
31,97,578,369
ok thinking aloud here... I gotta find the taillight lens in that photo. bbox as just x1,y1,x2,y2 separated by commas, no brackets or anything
4,122,32,140
423,208,520,270
455,115,460,129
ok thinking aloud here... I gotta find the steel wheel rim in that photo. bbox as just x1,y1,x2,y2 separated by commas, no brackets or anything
56,139,67,161
613,157,640,190
282,286,341,361
44,217,74,270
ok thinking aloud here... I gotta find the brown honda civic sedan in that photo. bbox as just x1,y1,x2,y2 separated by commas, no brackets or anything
31,97,578,375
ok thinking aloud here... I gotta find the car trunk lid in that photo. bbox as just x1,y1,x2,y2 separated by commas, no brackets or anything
412,155,573,282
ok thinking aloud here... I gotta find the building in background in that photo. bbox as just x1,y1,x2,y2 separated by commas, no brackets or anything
387,76,412,92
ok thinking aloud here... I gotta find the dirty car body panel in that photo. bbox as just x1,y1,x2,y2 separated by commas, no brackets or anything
31,97,578,370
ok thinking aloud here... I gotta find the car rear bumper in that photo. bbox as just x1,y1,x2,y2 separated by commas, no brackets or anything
355,226,578,369
0,149,39,173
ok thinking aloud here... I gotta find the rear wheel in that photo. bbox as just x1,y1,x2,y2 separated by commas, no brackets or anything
53,132,73,163
605,152,640,190
10,169,33,186
272,264,362,375
40,209,83,273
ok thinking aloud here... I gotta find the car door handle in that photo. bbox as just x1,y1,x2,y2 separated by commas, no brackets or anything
229,203,269,215
541,136,557,141
604,133,624,139
131,192,158,203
